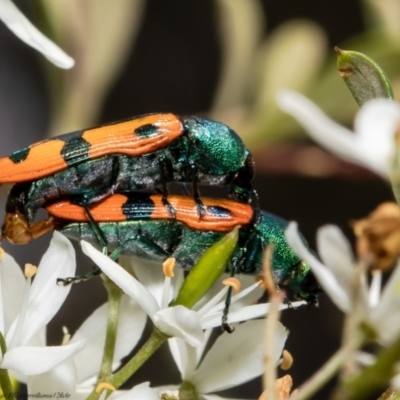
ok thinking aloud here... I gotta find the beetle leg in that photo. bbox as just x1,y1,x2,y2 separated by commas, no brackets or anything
109,228,171,260
221,254,241,333
1,210,55,245
84,206,108,254
188,161,206,218
57,267,102,286
57,207,108,286
248,189,261,225
57,226,171,285
159,156,176,219
161,197,176,219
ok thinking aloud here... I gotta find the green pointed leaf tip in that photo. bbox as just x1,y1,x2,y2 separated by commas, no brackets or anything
335,47,394,107
171,226,239,309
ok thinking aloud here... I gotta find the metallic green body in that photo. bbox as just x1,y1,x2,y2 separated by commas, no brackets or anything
59,211,318,303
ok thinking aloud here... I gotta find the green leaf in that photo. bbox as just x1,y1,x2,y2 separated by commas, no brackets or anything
336,47,394,106
171,227,239,309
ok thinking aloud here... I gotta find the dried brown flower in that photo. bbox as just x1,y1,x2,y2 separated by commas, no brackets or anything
352,202,400,271
259,375,293,400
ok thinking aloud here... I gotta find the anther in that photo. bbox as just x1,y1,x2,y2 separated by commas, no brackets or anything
281,349,294,370
163,257,176,278
24,263,37,279
222,277,241,293
96,382,116,394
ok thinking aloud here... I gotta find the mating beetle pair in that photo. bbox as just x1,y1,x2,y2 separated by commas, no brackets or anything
1,114,256,225
0,113,319,330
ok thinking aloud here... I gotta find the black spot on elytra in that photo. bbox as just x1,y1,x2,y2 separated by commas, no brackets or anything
135,124,159,137
207,206,231,218
9,147,30,163
122,194,155,220
61,134,91,167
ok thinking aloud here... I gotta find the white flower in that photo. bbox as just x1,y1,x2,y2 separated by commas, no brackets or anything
110,382,161,400
0,0,74,68
167,319,288,399
28,293,148,397
286,222,400,346
81,242,204,347
277,89,400,178
81,242,305,346
0,232,85,377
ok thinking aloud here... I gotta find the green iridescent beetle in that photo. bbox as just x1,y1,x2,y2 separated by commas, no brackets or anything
43,193,320,306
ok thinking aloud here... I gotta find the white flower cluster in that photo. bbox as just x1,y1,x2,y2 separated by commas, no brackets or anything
279,89,400,393
0,234,292,399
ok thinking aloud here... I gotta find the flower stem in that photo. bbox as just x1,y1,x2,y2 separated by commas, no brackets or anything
339,262,367,381
109,327,168,388
86,327,168,400
0,333,14,399
97,277,123,382
0,368,15,399
263,292,284,400
263,245,284,400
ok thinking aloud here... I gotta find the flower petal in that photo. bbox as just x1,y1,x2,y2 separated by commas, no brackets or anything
200,301,306,330
81,241,159,317
391,374,400,391
122,256,185,306
168,337,198,380
318,226,369,313
9,232,75,345
2,339,85,375
153,306,204,347
0,0,74,68
119,256,166,303
354,99,400,176
202,395,239,400
0,253,25,333
286,223,351,312
72,295,146,382
110,382,160,400
369,260,400,344
277,90,368,167
317,225,355,272
193,320,287,393
27,358,76,396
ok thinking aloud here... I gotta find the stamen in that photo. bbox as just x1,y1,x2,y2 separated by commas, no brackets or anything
95,382,116,394
161,259,175,308
281,350,294,370
24,263,37,279
197,285,229,318
256,275,266,289
369,270,382,308
222,277,241,293
61,326,71,346
160,391,179,400
163,257,175,278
